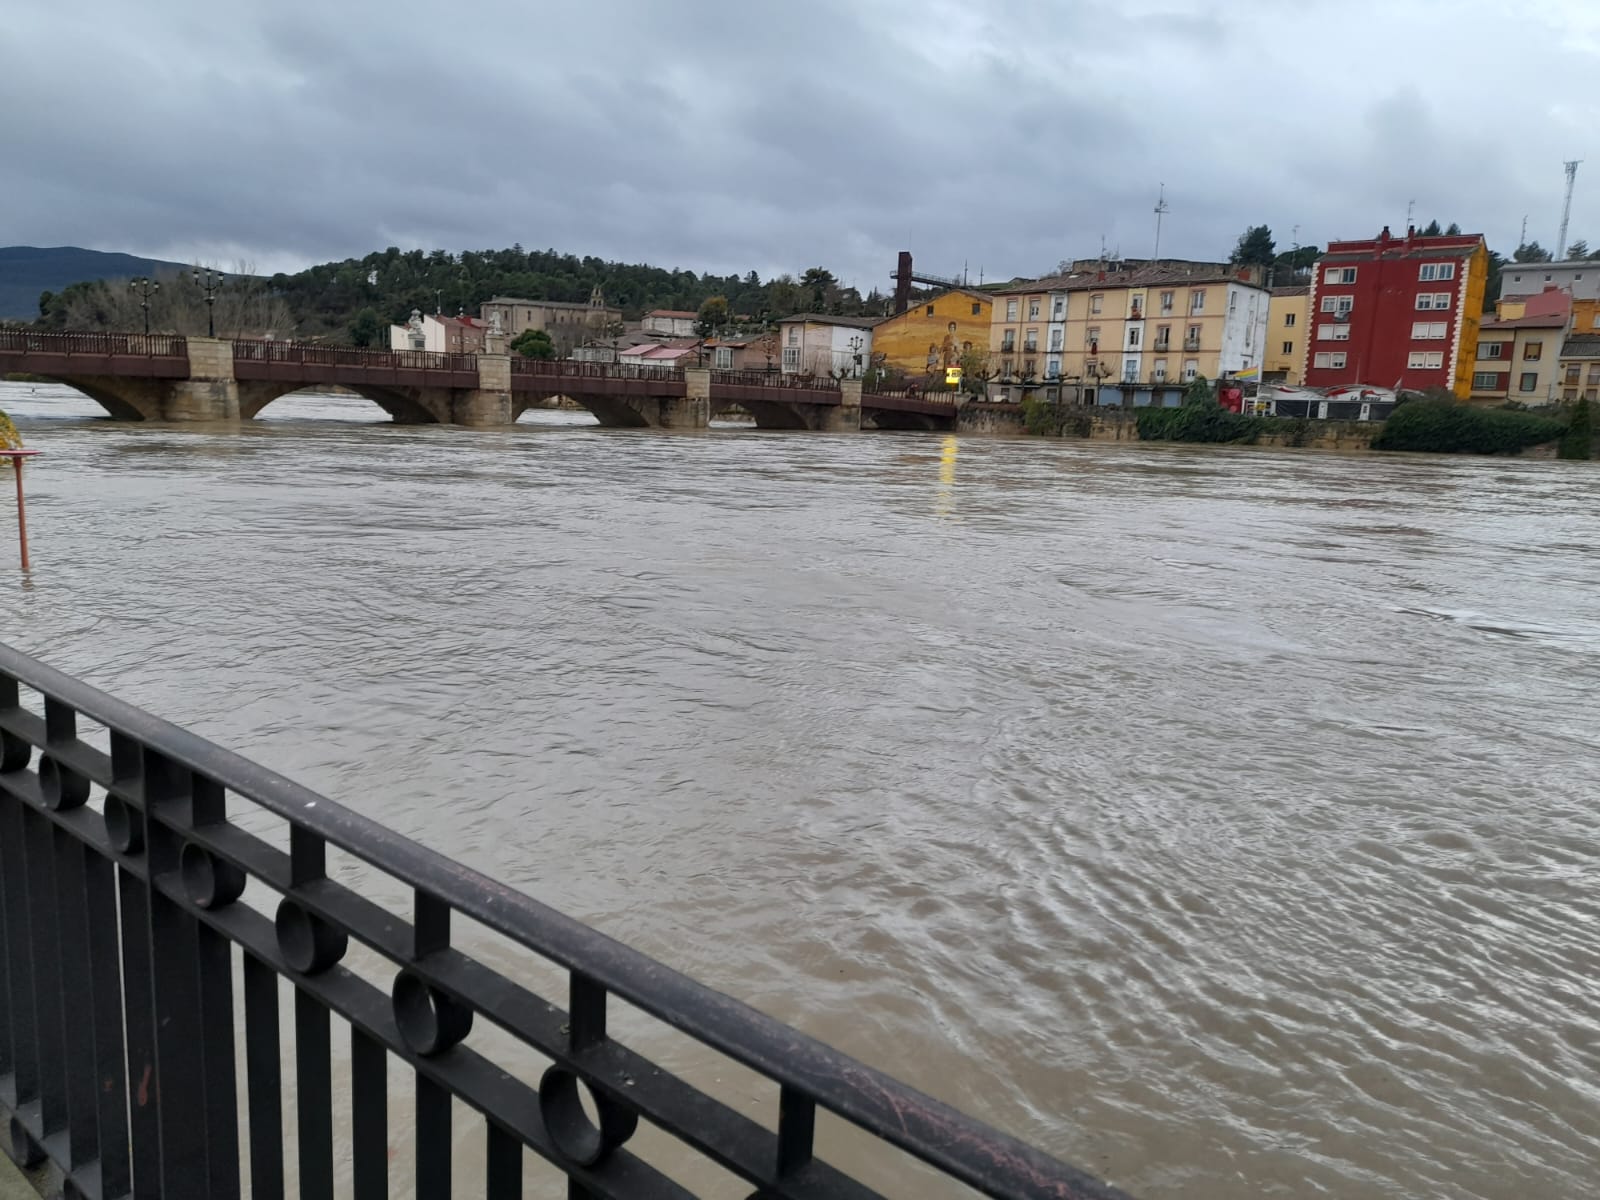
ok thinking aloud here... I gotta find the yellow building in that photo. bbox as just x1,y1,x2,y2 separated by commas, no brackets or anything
988,264,1269,402
870,288,993,376
1264,285,1309,383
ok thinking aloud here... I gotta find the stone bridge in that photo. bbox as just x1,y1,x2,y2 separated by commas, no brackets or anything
0,332,956,431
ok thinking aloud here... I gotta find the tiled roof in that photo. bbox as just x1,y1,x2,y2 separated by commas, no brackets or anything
1561,334,1600,358
777,313,885,328
1271,285,1310,297
645,310,698,319
483,296,609,311
995,263,1261,295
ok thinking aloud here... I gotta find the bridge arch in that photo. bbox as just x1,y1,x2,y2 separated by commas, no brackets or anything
41,375,166,421
238,382,449,424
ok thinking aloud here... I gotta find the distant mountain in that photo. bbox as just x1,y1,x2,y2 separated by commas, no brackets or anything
0,246,189,320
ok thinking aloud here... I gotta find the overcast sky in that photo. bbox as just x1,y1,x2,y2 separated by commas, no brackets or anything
5,0,1598,289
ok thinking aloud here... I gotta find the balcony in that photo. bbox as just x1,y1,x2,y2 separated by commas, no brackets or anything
1023,342,1039,354
1129,308,1143,322
1183,337,1201,352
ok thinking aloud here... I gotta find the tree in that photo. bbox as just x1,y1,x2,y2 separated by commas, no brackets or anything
1560,397,1593,460
1445,222,1462,235
1513,241,1554,263
1183,374,1214,407
1565,239,1590,260
958,347,995,397
1230,225,1276,267
1420,219,1443,237
348,307,381,347
695,295,729,338
1484,250,1507,312
510,329,555,359
800,267,836,311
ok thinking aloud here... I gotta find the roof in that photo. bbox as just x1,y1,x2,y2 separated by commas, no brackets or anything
645,309,698,319
1561,334,1600,358
776,313,885,328
483,295,610,311
1483,285,1572,331
1271,285,1310,298
1319,231,1484,264
995,263,1265,295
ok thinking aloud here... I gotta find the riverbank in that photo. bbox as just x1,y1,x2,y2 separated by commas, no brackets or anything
950,400,1381,450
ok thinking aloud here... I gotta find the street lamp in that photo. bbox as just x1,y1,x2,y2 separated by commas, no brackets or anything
848,334,864,378
129,277,158,336
193,268,224,337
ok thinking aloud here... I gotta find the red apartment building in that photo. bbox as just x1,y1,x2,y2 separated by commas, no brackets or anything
1302,227,1489,397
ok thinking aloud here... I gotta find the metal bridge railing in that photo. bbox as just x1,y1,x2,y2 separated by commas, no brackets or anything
509,358,687,383
709,369,843,391
0,643,1127,1200
231,340,475,373
0,331,187,358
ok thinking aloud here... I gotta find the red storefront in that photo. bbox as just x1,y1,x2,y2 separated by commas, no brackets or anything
1302,227,1487,398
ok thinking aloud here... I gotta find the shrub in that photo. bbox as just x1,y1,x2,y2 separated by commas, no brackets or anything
1136,403,1264,444
1022,394,1091,437
1371,399,1565,455
1559,397,1593,460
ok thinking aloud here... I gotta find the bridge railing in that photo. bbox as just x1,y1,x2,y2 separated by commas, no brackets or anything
710,369,843,391
0,330,187,358
0,643,1127,1200
510,357,686,383
231,339,476,373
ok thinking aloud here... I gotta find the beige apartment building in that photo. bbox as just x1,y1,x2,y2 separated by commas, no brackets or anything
1264,285,1309,383
479,285,623,353
988,264,1269,403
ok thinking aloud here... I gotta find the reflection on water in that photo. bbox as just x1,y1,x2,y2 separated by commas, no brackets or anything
3,381,1600,1198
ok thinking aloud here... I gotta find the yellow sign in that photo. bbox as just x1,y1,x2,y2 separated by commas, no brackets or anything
944,366,963,386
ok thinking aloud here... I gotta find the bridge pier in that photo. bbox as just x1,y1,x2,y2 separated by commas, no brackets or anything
572,367,712,429
452,353,514,425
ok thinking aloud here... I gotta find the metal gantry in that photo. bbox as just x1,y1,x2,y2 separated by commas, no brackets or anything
0,643,1129,1200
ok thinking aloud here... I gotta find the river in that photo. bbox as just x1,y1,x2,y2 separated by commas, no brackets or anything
1,381,1597,1198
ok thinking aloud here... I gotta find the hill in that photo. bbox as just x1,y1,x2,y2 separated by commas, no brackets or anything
0,245,189,320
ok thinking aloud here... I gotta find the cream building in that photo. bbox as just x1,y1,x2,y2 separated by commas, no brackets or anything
1264,285,1309,383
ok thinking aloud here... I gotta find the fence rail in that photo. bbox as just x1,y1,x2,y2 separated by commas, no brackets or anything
510,358,687,383
710,369,842,391
231,339,475,373
0,643,1126,1200
0,330,187,358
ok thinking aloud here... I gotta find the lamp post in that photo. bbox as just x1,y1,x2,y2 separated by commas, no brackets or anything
129,277,158,336
848,334,864,378
193,268,224,337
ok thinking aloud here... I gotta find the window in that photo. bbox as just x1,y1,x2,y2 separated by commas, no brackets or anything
1160,291,1175,314
1567,365,1583,385
1478,342,1505,359
787,328,798,345
1321,296,1336,313
1185,325,1202,347
1418,262,1457,281
1006,300,1018,321
1407,351,1445,369
1049,328,1063,351
782,347,800,368
1410,322,1447,339
1024,329,1039,352
1153,359,1168,380
1086,326,1101,349
1182,359,1199,380
1127,327,1141,348
972,302,983,316
1090,294,1104,314
714,346,733,369
1317,324,1350,341
1589,366,1600,385
1415,292,1452,310
1123,358,1139,382
1047,355,1061,377
1282,340,1294,354
1313,352,1348,369
1028,300,1040,319
1229,291,1238,312
1284,312,1297,327
1051,297,1065,319
1564,388,1579,402
1588,388,1599,401
1519,372,1539,392
1525,341,1542,360
1321,296,1353,316
1190,290,1207,313
1155,324,1171,349
1325,267,1357,284
1001,330,1016,351
1594,313,1600,329
1472,372,1500,389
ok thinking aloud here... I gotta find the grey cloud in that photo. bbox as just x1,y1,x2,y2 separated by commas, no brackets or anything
4,0,1599,289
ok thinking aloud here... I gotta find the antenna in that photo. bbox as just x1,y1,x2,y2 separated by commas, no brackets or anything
1520,214,1529,247
1153,183,1170,261
1557,159,1582,259
1405,199,1415,230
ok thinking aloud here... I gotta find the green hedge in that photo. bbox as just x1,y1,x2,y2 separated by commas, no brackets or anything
1136,404,1267,444
1371,399,1565,455
1559,398,1593,460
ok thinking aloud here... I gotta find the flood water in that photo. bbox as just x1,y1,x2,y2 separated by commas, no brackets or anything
2,381,1598,1198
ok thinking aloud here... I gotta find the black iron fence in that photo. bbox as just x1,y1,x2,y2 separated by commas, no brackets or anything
709,370,842,391
231,340,476,374
0,643,1127,1200
0,331,188,358
510,358,687,384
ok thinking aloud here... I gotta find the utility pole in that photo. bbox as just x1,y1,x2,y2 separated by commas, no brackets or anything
1520,214,1529,248
1152,183,1169,262
1557,159,1582,260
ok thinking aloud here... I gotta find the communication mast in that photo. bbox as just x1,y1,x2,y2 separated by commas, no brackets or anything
1557,159,1582,260
1152,183,1170,262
